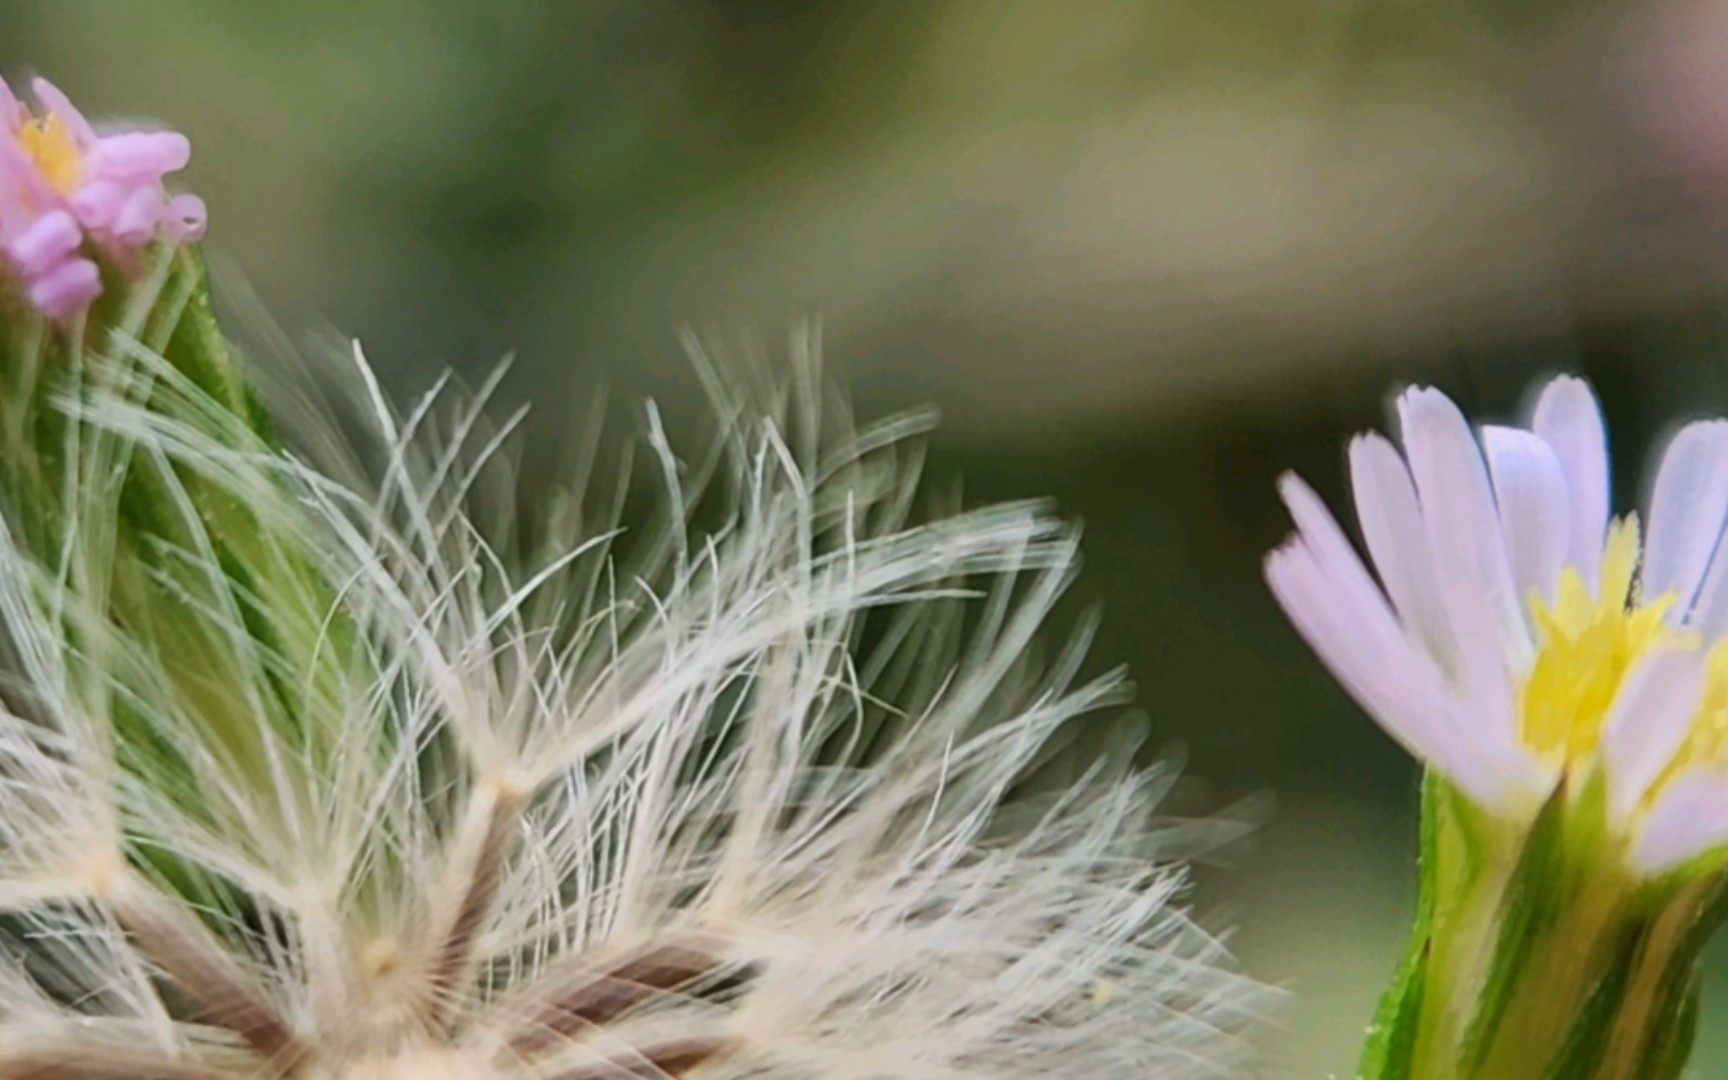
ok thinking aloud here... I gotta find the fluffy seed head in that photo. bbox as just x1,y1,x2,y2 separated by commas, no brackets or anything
0,324,1266,1079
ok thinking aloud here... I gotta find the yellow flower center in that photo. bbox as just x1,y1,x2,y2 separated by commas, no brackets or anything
1521,517,1669,763
17,114,81,196
1519,515,1728,796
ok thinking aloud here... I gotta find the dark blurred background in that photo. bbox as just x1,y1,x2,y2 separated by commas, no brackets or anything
11,1,1728,1072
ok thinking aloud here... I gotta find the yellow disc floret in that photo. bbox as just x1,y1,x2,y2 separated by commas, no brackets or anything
1519,514,1728,805
16,113,81,195
1521,516,1682,765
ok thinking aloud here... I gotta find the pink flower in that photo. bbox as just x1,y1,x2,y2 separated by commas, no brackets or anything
0,75,205,321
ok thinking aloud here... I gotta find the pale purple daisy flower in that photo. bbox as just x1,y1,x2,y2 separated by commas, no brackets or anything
1268,376,1728,874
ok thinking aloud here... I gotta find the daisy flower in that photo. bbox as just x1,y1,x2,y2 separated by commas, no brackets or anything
0,75,204,320
1267,375,1728,1080
0,316,1268,1080
1267,375,1728,875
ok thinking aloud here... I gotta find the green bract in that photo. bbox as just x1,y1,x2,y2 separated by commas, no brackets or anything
1361,772,1728,1080
0,247,361,865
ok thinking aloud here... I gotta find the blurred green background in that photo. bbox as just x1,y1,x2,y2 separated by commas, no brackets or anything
12,1,1728,1073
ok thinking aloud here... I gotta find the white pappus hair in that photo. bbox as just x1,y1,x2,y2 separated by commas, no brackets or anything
0,322,1267,1080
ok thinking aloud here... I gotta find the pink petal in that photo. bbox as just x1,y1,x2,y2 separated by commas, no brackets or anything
0,77,20,128
29,77,95,147
88,131,189,183
7,209,81,276
110,186,162,245
0,139,60,234
164,193,206,242
27,256,100,320
69,178,127,232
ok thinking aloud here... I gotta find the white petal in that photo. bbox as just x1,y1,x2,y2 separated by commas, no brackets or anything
1679,455,1728,634
1685,531,1728,634
1600,648,1705,825
1276,474,1416,663
1398,387,1526,706
1643,420,1728,615
1531,375,1609,589
1482,426,1569,611
1349,433,1453,660
1269,475,1543,812
1633,767,1728,874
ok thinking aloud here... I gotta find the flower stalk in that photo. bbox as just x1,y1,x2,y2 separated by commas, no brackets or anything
1363,773,1725,1080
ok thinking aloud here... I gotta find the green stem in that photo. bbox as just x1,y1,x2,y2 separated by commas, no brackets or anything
1362,775,1724,1080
